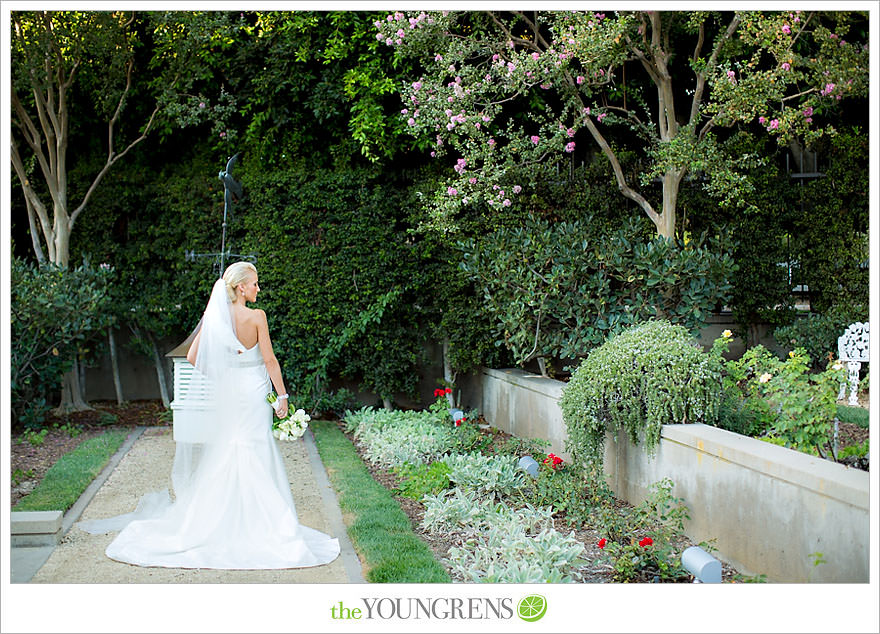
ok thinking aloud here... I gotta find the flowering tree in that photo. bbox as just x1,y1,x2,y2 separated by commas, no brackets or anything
377,10,868,238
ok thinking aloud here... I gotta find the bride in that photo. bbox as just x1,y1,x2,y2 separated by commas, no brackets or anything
79,262,340,569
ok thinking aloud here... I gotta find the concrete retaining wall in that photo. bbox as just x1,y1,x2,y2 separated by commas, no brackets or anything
475,367,870,583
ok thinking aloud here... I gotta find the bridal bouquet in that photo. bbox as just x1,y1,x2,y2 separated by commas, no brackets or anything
266,391,310,440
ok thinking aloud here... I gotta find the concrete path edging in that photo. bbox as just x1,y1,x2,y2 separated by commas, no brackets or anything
10,426,145,583
303,427,365,583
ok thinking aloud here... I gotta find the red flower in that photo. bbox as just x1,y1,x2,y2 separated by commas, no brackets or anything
639,537,653,547
598,538,607,549
455,420,461,427
444,387,453,395
459,417,467,424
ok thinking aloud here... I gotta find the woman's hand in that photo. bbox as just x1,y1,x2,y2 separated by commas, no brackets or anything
277,401,289,419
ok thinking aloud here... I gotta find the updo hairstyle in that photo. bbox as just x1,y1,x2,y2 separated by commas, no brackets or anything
222,261,257,302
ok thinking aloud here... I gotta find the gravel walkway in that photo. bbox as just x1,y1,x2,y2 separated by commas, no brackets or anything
28,425,360,583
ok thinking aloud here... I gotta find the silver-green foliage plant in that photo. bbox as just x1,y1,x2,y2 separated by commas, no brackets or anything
421,490,585,583
344,406,456,468
442,453,525,499
559,320,723,471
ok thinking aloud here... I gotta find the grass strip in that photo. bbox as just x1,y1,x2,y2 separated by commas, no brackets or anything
837,404,869,428
311,419,450,583
14,430,129,512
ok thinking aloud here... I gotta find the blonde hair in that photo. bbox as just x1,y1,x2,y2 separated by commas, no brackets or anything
222,261,257,301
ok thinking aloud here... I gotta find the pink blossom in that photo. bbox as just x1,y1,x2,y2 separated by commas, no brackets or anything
532,52,540,61
513,185,522,194
782,24,791,34
475,123,481,129
821,83,836,96
530,135,540,144
758,116,766,124
469,177,477,184
583,107,591,115
567,127,575,137
803,106,813,117
782,62,791,71
488,138,496,147
435,54,443,62
484,74,492,82
407,118,415,126
385,38,393,46
396,29,405,38
727,70,736,81
199,102,206,108
492,54,500,62
493,184,500,190
413,81,423,91
596,113,607,123
577,76,584,84
447,187,458,196
502,199,511,206
448,65,456,73
769,119,779,130
219,131,226,138
507,62,516,72
454,158,467,174
430,151,436,157
376,33,384,41
565,141,576,152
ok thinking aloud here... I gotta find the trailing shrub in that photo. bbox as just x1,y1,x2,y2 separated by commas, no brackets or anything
559,320,724,471
459,215,735,368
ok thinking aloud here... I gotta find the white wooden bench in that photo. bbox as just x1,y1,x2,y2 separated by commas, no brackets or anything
837,322,869,406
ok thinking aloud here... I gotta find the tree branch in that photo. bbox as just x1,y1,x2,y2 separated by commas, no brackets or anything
70,103,160,228
691,13,741,132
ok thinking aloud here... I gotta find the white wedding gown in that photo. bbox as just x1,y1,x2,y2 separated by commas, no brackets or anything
79,341,340,570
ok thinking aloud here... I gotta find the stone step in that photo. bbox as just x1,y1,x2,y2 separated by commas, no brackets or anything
11,510,63,547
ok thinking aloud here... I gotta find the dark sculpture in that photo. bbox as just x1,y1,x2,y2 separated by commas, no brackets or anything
218,153,242,272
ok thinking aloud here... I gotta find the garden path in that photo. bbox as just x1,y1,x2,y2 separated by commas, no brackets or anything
22,426,363,583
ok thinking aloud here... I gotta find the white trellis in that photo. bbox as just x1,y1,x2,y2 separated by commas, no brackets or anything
837,322,869,406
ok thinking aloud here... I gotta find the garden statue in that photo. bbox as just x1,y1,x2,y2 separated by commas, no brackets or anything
837,322,869,406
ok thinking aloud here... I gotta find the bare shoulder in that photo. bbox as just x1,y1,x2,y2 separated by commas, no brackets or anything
250,307,268,325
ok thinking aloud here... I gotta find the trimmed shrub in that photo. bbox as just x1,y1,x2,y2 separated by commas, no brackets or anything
559,320,724,471
458,215,736,368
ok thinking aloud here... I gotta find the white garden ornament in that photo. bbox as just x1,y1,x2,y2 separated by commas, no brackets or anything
837,322,869,406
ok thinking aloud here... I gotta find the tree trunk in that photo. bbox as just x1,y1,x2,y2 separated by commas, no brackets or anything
150,334,171,408
382,396,393,411
108,327,125,405
54,357,92,415
658,170,682,239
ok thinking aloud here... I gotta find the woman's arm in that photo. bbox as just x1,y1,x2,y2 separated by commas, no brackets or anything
186,327,202,366
255,309,289,416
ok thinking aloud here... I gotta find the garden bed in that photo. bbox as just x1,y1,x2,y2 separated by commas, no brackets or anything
10,400,167,508
336,416,744,583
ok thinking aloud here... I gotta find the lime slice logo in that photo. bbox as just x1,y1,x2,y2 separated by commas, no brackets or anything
517,594,547,622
